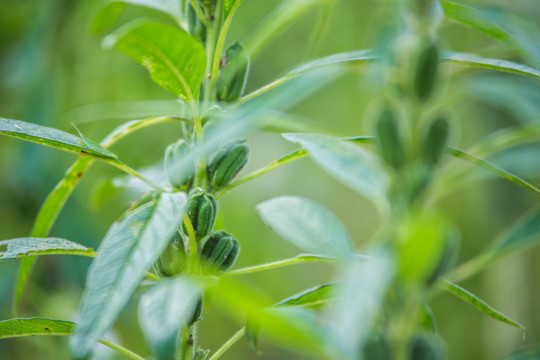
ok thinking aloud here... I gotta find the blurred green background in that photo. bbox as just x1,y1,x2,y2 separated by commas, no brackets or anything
1,0,540,359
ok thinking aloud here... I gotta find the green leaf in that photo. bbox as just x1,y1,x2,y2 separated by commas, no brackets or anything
0,118,118,160
502,347,540,360
69,192,187,358
283,133,389,208
104,20,206,100
442,51,540,79
139,278,200,360
92,0,183,34
0,238,95,259
257,196,353,259
440,279,526,336
447,147,540,195
441,1,540,65
276,283,338,309
491,206,540,255
12,116,181,315
0,318,74,338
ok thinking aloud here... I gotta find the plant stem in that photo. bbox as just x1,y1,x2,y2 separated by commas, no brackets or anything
177,325,195,360
98,338,146,360
106,159,166,191
183,214,200,274
228,254,334,276
208,327,246,360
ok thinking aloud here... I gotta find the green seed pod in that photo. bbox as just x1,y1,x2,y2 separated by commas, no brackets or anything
187,2,207,45
217,42,250,102
153,232,186,277
200,230,240,271
164,139,194,190
376,108,404,169
422,116,449,167
414,42,439,101
182,187,218,239
207,139,249,191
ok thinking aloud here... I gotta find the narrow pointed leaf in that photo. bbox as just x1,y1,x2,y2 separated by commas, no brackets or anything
12,117,180,314
491,206,540,255
442,51,540,79
257,196,353,259
139,278,200,360
440,279,526,335
104,20,206,100
69,192,187,358
276,283,338,309
0,318,74,339
283,133,388,207
448,147,540,194
0,118,118,160
0,238,95,259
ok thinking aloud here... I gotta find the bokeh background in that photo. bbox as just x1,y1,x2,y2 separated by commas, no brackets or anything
1,0,540,359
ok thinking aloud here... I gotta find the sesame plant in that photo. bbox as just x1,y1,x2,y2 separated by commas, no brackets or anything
1,0,540,359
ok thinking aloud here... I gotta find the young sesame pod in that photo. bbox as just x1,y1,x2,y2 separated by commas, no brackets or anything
164,139,194,190
182,187,218,240
376,108,404,169
422,116,449,167
200,230,240,271
217,42,250,102
187,2,207,45
153,232,186,277
414,42,439,101
207,139,249,191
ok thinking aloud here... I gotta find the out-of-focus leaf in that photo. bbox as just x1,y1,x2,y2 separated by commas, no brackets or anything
328,248,394,359
502,348,540,360
69,192,187,358
257,196,353,260
104,20,206,100
440,279,526,336
0,238,95,259
441,1,540,65
244,0,331,59
0,318,73,338
443,51,540,79
139,278,200,359
276,283,338,309
12,116,181,314
92,0,183,34
447,147,540,194
0,118,118,160
450,206,540,283
283,133,389,208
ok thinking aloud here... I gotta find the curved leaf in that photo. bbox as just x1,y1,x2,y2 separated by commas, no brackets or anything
276,283,338,309
447,147,540,194
442,51,540,79
440,279,526,336
257,196,353,259
139,278,200,359
69,192,187,358
0,238,95,260
104,20,206,100
283,133,388,208
0,118,118,160
0,318,73,338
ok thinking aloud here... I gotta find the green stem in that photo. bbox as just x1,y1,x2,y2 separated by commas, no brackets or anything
202,0,222,107
188,0,211,27
208,327,246,360
98,338,146,360
177,325,195,360
106,159,166,192
183,214,200,274
227,254,333,276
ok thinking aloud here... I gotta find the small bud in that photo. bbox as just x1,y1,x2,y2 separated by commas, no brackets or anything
376,108,404,169
200,230,240,271
414,42,439,101
207,139,249,191
164,139,194,190
217,42,250,102
182,188,218,240
422,116,449,167
153,232,186,277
